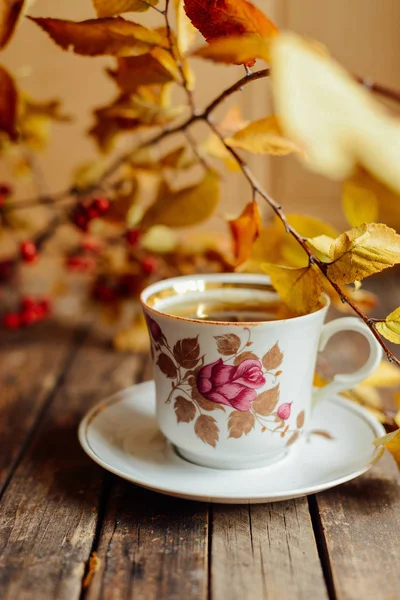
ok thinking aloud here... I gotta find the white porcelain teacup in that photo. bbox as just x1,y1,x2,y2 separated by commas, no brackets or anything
140,274,382,469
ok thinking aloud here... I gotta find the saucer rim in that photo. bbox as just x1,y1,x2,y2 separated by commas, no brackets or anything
78,381,386,504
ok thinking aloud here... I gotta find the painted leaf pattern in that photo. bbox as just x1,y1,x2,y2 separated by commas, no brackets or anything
234,351,258,365
296,410,305,428
194,414,219,447
262,342,283,371
173,336,200,368
156,353,177,378
228,410,255,438
174,396,196,422
214,333,241,355
252,384,279,416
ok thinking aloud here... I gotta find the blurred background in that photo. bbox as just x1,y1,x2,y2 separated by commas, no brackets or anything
2,0,400,229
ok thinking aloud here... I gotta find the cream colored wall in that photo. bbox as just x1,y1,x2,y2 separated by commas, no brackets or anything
1,1,399,228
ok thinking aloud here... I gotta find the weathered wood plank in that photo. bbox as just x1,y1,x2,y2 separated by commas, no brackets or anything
0,323,82,494
0,330,146,600
314,453,400,600
86,483,209,600
211,499,328,600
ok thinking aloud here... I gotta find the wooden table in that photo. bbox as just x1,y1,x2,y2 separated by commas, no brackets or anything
1,275,400,600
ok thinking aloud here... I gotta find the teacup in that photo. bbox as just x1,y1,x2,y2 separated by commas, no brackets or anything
140,273,381,469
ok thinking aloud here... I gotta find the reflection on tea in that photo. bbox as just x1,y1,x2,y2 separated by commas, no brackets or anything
164,297,293,322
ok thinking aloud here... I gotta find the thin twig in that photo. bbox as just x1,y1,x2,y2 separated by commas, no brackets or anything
205,117,400,367
356,75,400,104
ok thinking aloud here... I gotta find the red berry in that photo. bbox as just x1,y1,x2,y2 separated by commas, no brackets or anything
3,312,21,329
21,297,35,310
0,184,12,196
141,256,158,275
20,308,39,326
39,298,51,315
67,255,96,272
126,228,141,247
82,237,101,253
94,283,117,303
20,241,38,263
92,196,110,214
87,206,99,220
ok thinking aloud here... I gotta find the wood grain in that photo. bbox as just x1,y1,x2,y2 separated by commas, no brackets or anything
86,483,209,600
314,453,400,600
0,323,82,494
211,499,328,600
0,330,146,599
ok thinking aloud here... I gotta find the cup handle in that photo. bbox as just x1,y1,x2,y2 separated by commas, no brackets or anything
313,317,382,405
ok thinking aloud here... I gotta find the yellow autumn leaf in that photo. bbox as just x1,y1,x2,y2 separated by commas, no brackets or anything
262,263,324,314
226,116,300,156
93,0,158,17
141,225,178,253
373,429,400,466
326,223,400,285
271,32,400,192
361,360,400,388
395,411,400,428
307,234,335,260
200,134,240,171
281,215,338,267
342,175,379,228
376,307,400,344
140,170,220,229
174,0,197,55
192,34,271,65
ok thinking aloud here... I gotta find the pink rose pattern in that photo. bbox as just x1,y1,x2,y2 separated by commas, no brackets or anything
197,358,266,411
146,316,305,448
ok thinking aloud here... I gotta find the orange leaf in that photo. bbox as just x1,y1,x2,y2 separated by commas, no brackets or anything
0,65,18,139
192,33,271,65
0,0,25,49
229,201,262,265
29,16,165,57
93,0,159,17
184,0,277,66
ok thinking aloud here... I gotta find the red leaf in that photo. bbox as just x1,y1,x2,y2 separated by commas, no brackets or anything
229,201,262,265
0,0,25,49
184,0,277,66
0,65,17,139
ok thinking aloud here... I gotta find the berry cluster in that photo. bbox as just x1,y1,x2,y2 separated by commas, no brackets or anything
70,196,110,232
3,297,51,329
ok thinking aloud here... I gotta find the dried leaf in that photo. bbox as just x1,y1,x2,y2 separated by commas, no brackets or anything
226,116,300,156
214,333,241,356
307,235,334,260
234,351,258,365
141,170,219,229
82,552,101,589
184,0,277,67
229,201,262,266
93,0,158,17
271,32,400,192
252,384,279,416
194,414,219,447
0,0,25,49
296,410,305,428
141,225,178,254
174,0,197,55
0,65,17,139
262,342,283,371
30,16,165,57
110,53,179,93
174,396,196,423
327,224,400,285
173,336,200,368
262,263,324,314
342,175,379,227
228,410,255,438
192,386,225,411
373,429,400,466
192,33,271,65
200,133,240,172
376,307,400,344
156,353,177,378
286,430,299,447
361,360,400,388
18,96,71,151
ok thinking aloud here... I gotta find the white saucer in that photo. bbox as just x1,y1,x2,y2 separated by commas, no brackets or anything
78,381,385,504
